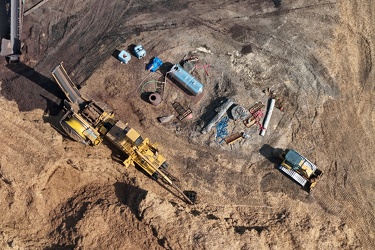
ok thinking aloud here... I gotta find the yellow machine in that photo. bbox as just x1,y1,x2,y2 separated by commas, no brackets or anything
52,63,195,204
279,149,323,190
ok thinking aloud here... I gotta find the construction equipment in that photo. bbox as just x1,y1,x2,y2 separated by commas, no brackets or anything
1,0,24,63
118,50,131,64
133,44,146,59
51,62,196,204
279,149,323,190
146,57,163,72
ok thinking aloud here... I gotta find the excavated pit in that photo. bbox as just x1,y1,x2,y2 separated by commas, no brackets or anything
0,0,374,249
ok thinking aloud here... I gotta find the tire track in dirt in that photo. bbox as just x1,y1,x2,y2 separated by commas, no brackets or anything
4,0,373,248
315,180,375,247
312,2,375,247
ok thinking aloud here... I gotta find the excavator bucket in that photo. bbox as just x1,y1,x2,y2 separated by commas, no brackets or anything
183,191,197,204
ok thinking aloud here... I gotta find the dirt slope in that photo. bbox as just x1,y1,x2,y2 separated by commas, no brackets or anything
0,0,374,249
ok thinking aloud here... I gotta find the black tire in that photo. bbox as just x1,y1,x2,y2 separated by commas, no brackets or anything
160,161,169,169
315,169,323,176
151,172,159,181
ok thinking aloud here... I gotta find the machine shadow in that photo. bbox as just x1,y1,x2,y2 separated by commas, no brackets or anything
111,49,121,60
127,44,136,57
3,62,65,115
273,0,282,7
259,144,284,167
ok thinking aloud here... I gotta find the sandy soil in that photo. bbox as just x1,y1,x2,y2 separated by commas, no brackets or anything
0,0,374,249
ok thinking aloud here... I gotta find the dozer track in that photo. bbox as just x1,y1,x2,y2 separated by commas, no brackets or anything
278,164,308,187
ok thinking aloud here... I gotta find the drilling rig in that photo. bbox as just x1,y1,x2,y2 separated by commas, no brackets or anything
51,62,196,204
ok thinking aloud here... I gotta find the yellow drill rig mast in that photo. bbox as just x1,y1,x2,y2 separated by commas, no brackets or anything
51,62,195,204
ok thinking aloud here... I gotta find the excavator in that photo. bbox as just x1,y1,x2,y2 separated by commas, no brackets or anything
51,62,196,204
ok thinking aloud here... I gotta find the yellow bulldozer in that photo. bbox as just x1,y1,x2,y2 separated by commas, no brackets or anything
51,63,196,204
279,149,323,190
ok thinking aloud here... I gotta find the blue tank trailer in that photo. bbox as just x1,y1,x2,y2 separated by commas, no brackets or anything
168,64,204,96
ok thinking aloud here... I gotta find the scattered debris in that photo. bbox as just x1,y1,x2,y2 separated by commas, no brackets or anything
158,115,174,123
196,47,212,54
182,55,199,63
182,60,195,73
243,102,265,128
224,132,242,145
263,87,284,111
149,92,162,106
242,132,250,139
185,113,193,119
231,105,250,121
181,55,211,76
201,98,234,134
172,102,192,121
215,116,229,143
195,63,211,76
260,99,276,136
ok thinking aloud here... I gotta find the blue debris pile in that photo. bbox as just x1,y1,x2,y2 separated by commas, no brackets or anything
215,116,229,144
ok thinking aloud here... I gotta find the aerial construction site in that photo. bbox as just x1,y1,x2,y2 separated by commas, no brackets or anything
0,0,374,249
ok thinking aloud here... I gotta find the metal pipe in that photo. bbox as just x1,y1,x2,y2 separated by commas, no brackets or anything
10,0,18,47
260,98,275,136
201,99,233,134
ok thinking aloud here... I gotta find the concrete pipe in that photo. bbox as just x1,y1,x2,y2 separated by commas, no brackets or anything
149,92,162,106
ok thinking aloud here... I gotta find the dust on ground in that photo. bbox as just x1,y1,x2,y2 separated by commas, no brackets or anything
0,0,374,249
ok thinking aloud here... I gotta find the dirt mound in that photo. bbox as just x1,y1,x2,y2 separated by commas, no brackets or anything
0,0,374,249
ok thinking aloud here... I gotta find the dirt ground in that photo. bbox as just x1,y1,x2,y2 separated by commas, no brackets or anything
0,0,374,249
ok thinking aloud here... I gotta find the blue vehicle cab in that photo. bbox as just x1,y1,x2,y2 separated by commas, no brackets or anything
146,57,163,72
118,50,131,64
134,45,146,59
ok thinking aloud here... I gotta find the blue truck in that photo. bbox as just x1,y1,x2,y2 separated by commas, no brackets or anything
134,45,146,59
118,50,131,64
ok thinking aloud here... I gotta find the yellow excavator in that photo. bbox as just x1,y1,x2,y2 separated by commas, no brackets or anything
51,62,196,204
